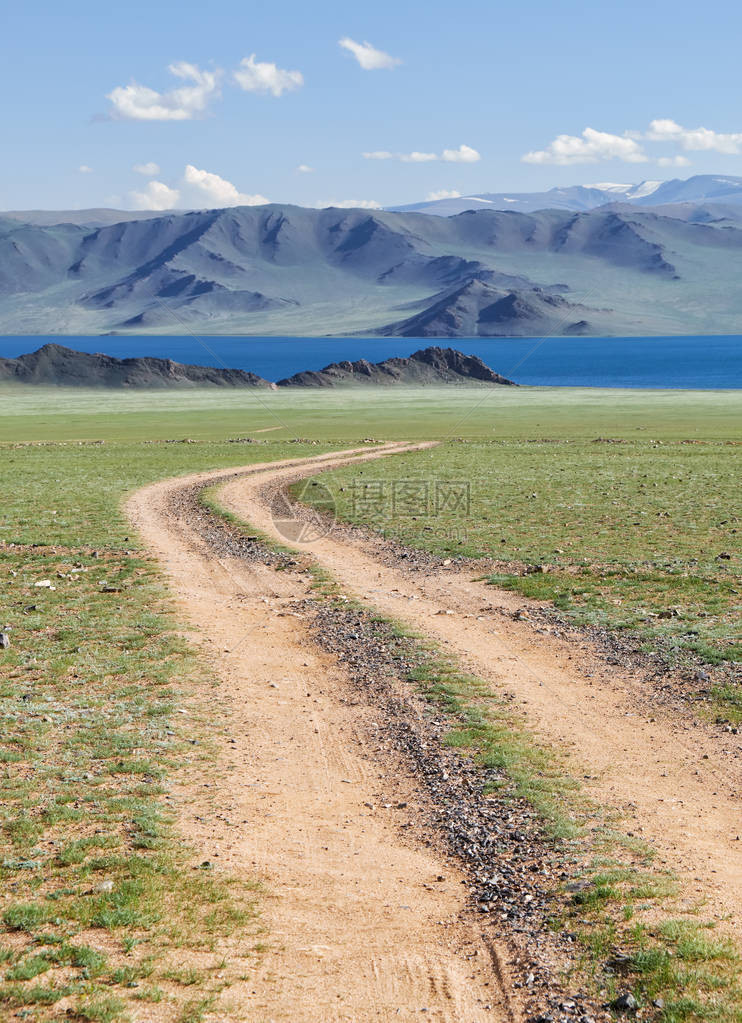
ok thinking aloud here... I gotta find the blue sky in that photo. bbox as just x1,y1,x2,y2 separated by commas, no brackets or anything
4,0,742,211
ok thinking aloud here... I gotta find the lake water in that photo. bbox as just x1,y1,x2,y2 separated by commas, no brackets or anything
1,335,742,389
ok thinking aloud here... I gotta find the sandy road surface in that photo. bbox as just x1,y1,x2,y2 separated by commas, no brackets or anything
126,445,516,1023
216,449,742,934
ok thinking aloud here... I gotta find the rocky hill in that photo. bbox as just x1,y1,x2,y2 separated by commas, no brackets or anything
0,344,273,388
0,344,514,389
277,346,516,387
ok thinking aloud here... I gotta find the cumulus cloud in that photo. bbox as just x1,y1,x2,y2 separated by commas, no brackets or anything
131,180,180,210
234,54,303,97
320,199,382,209
522,127,648,165
296,164,314,173
133,161,160,176
338,37,401,70
426,189,461,200
108,62,221,121
363,145,480,164
645,118,742,154
183,164,268,207
523,118,742,166
79,164,93,174
442,144,480,163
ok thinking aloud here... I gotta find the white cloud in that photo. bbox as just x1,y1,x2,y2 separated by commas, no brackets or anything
131,180,181,211
426,189,461,201
645,118,742,154
403,151,439,163
523,127,648,165
365,149,436,162
107,62,221,121
133,161,161,176
320,199,382,209
234,54,303,97
363,145,480,164
523,118,742,167
657,154,691,167
79,164,93,174
296,164,314,173
338,37,401,70
442,144,480,163
183,164,269,207
129,165,269,210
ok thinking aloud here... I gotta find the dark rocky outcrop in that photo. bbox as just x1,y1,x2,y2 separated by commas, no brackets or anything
0,343,515,389
277,346,516,387
0,344,274,388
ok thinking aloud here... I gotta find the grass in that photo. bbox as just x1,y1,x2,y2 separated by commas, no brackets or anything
1,381,741,1018
0,434,336,1020
382,627,581,840
0,382,741,443
301,437,742,680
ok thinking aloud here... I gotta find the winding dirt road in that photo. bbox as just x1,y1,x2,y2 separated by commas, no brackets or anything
217,450,742,930
127,445,516,1023
127,443,742,1020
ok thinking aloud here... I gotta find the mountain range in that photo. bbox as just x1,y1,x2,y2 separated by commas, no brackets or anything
3,175,742,337
388,174,742,216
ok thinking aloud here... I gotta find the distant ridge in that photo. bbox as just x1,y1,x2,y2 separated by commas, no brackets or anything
0,209,181,228
0,344,515,389
277,346,516,387
387,174,742,217
0,344,274,388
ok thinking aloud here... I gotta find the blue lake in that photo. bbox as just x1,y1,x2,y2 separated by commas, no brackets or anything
1,335,742,389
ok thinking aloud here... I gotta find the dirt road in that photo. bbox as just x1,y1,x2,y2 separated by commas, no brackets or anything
126,445,517,1023
127,443,741,1020
216,449,742,933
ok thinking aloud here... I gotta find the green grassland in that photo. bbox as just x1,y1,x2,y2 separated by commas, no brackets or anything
0,381,740,1019
1,382,741,442
307,435,742,670
0,435,337,1021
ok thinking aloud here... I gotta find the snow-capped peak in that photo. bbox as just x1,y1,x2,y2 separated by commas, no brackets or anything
626,180,662,198
584,182,633,193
